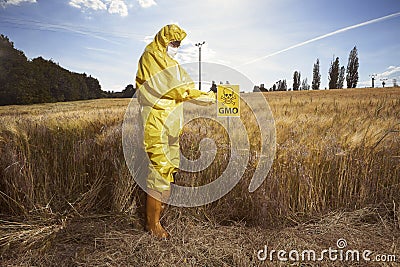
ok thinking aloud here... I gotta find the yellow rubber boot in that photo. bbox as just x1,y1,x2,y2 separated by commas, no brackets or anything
160,189,171,214
145,194,169,239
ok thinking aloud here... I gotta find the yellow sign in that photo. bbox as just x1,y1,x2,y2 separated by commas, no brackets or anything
217,85,240,117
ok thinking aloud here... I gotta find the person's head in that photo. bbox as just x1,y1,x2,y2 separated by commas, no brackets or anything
166,40,181,58
151,24,186,58
169,40,181,48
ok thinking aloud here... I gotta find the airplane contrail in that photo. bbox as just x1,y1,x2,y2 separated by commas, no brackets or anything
0,16,143,45
242,11,400,66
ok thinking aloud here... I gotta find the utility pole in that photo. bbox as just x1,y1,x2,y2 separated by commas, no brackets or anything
369,74,377,88
195,41,205,90
380,78,388,88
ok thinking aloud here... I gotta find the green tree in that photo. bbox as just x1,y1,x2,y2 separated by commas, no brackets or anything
312,59,321,90
277,80,287,91
301,78,310,90
210,81,217,93
122,84,136,97
328,57,340,89
0,34,106,105
259,84,268,92
346,46,359,88
293,71,301,91
85,75,103,99
338,66,345,89
0,34,30,104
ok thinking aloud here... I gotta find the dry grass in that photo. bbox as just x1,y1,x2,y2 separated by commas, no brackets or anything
263,88,400,219
1,208,399,266
0,87,399,265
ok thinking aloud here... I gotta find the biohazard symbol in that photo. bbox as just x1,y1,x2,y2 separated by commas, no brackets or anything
220,87,237,105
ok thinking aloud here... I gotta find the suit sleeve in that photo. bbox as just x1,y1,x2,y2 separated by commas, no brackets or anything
136,51,209,102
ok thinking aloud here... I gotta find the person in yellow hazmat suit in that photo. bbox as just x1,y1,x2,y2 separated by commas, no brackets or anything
135,24,215,238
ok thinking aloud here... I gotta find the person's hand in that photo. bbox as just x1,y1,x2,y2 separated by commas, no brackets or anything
206,91,217,104
188,91,216,106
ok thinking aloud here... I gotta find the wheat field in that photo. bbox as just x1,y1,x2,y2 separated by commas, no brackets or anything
0,87,399,266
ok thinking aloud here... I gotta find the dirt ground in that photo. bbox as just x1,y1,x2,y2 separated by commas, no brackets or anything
1,206,399,266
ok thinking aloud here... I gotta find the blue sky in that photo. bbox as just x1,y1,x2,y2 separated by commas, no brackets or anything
1,0,399,91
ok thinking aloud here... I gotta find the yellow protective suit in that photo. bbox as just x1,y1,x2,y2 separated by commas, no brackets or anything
135,24,215,193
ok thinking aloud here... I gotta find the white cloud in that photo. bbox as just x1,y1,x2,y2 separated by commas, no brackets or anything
137,0,156,8
107,0,128,16
68,0,157,16
358,66,400,88
85,47,120,55
0,0,36,7
378,66,400,78
142,35,154,44
176,38,219,64
69,0,107,10
376,66,400,87
69,0,128,16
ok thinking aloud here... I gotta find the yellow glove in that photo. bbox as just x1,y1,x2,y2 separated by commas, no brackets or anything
188,91,216,106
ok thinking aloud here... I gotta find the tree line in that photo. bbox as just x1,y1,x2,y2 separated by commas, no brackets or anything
254,46,359,92
105,84,136,98
0,34,135,106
